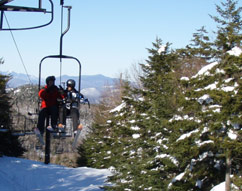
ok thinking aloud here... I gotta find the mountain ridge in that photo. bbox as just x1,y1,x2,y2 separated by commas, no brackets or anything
2,71,118,103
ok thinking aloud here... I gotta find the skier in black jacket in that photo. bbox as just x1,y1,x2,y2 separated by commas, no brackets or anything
59,79,84,133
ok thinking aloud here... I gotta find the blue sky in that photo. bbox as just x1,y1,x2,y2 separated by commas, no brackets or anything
1,0,240,78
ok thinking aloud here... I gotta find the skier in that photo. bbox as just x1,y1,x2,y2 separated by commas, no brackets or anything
35,76,64,138
58,79,84,135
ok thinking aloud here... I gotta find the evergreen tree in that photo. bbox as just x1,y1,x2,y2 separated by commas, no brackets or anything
211,0,242,56
0,60,25,157
79,39,182,190
77,76,125,168
77,1,241,190
167,0,242,190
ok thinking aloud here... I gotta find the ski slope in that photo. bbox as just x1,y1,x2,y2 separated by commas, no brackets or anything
0,156,112,191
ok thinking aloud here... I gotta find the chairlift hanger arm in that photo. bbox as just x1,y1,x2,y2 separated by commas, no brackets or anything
0,5,47,12
0,0,54,30
60,5,71,57
0,0,13,6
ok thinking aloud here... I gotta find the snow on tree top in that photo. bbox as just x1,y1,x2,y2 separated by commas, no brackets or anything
158,45,166,55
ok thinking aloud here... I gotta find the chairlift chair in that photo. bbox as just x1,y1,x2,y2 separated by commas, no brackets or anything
37,4,82,163
10,114,36,136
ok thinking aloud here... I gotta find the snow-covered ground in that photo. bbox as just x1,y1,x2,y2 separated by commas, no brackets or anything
0,156,112,191
0,155,237,191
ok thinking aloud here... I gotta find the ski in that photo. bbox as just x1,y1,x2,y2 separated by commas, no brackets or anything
34,128,45,145
72,124,83,149
72,129,81,149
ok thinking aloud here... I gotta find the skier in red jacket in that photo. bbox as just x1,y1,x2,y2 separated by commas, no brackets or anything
37,76,63,135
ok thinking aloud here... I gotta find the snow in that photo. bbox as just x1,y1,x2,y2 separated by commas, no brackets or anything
221,86,236,92
210,181,239,191
132,134,140,139
168,172,185,188
177,129,199,141
198,151,214,161
197,94,213,104
204,81,218,90
228,129,237,140
215,68,225,74
195,81,238,93
130,126,140,131
227,46,242,56
169,115,198,122
0,156,112,191
174,172,185,181
196,140,214,147
169,114,183,122
192,62,219,78
180,76,189,81
155,154,178,166
208,105,221,113
224,78,233,83
14,88,21,94
221,82,238,92
158,45,166,55
110,102,126,113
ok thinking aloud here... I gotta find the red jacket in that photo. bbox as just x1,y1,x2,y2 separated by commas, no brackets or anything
39,85,63,108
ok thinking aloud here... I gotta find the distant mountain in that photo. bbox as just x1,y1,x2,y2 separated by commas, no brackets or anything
1,71,117,103
57,74,115,91
2,71,40,88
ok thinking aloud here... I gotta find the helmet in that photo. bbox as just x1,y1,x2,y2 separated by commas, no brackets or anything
66,79,75,88
46,76,56,84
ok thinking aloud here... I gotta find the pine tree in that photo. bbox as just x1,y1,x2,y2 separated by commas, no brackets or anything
77,76,125,168
77,39,182,190
76,1,241,190
0,60,25,157
176,26,214,78
166,1,242,190
211,0,242,56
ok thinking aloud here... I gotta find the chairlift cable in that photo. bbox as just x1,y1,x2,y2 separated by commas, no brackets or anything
60,59,62,85
59,4,64,85
3,12,32,84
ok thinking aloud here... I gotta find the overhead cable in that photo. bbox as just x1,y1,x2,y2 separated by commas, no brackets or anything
3,12,32,84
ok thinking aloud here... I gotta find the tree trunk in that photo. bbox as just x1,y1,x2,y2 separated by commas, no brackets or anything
225,152,231,191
